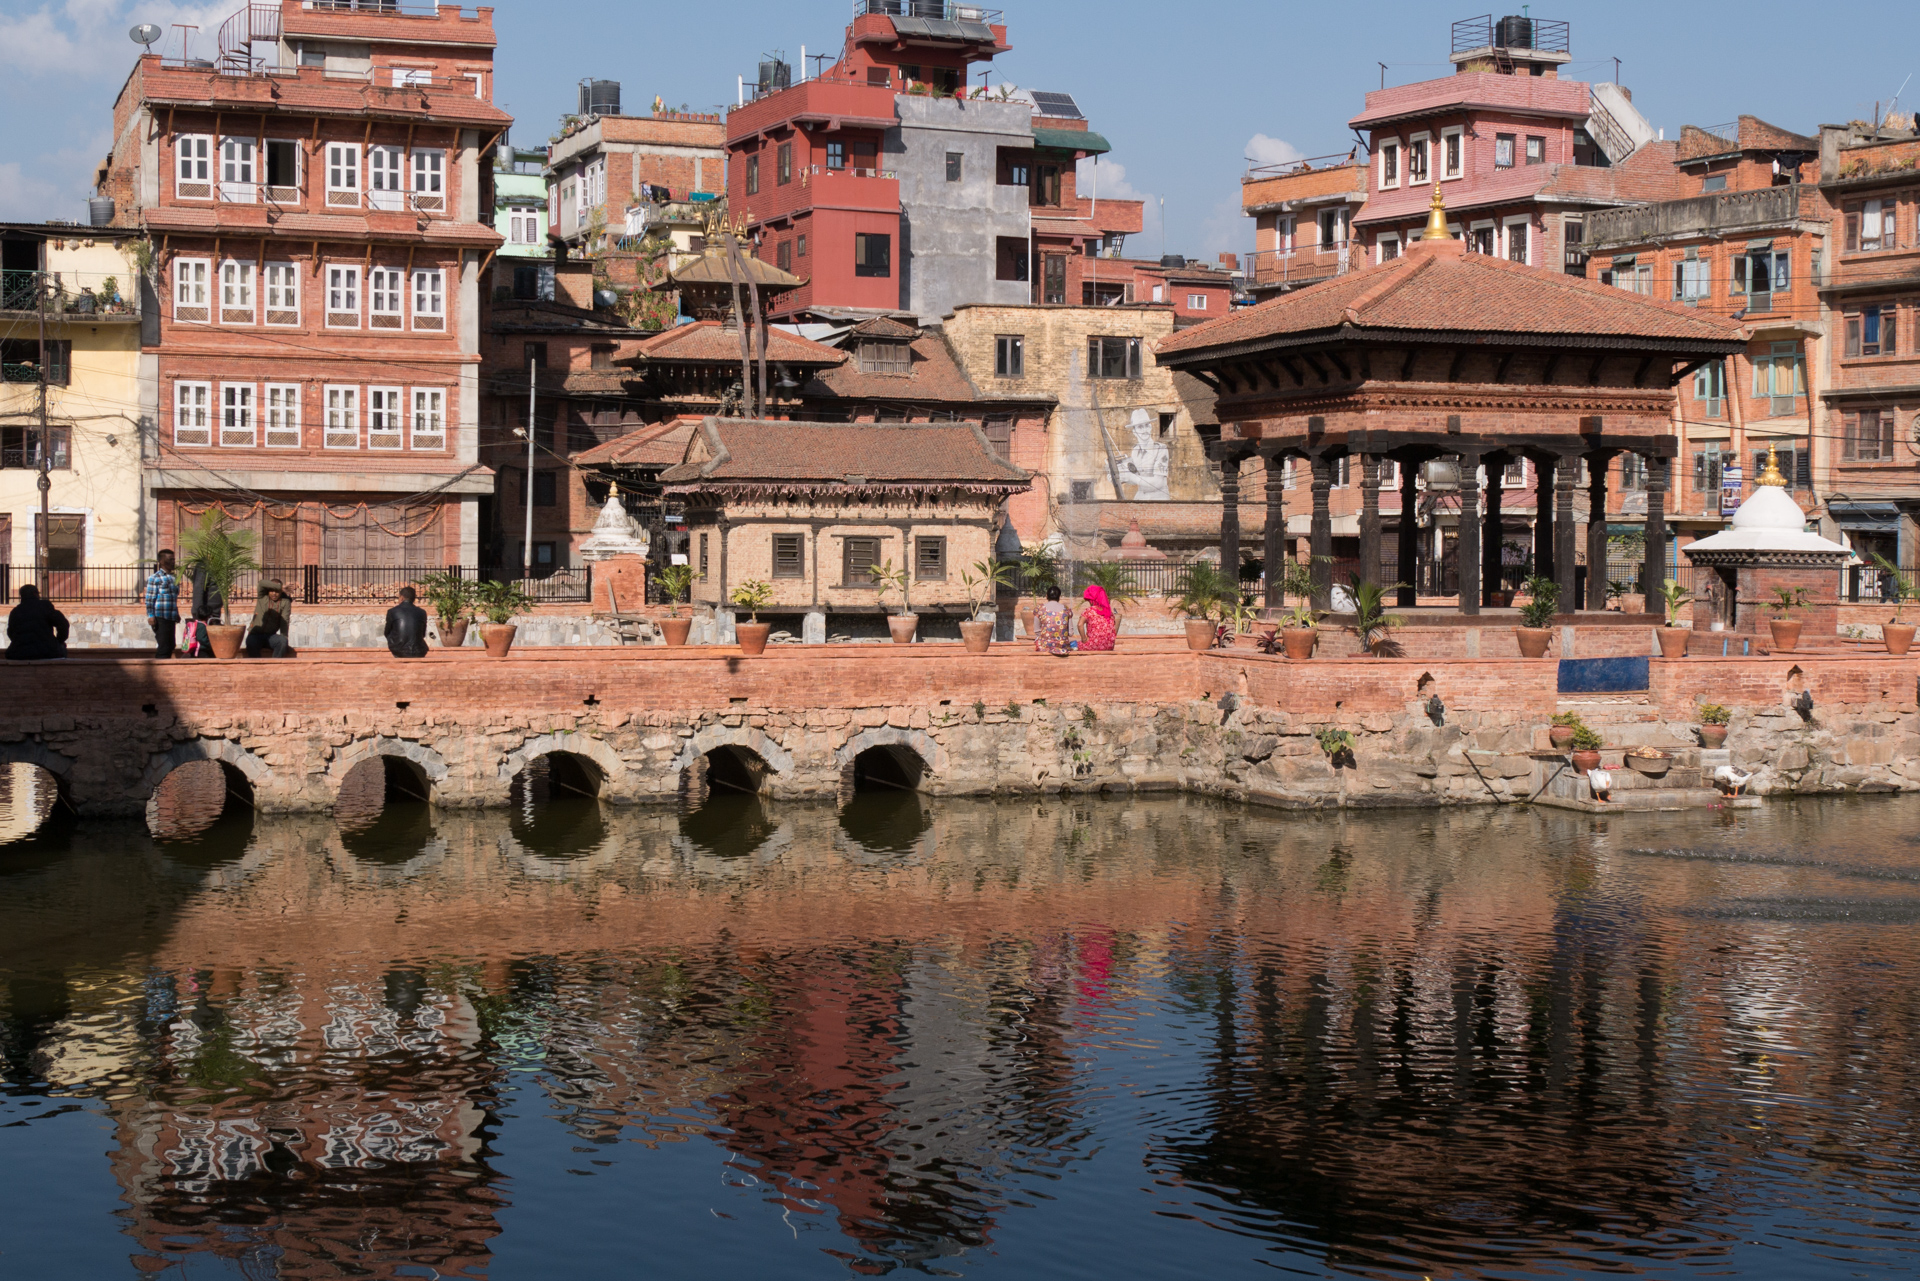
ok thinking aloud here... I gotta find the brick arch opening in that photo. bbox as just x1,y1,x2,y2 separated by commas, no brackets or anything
508,751,609,858
335,755,434,835
845,743,927,793
682,745,771,804
146,758,254,843
0,759,67,844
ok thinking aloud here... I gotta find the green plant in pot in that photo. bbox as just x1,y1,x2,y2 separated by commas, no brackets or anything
959,559,1013,654
474,578,532,657
1766,585,1810,652
730,579,774,655
1656,578,1692,659
1348,576,1406,657
1171,559,1237,650
1869,553,1917,656
179,509,258,659
1015,544,1059,637
654,564,696,647
1697,701,1731,748
418,570,476,649
870,559,917,645
1567,720,1604,771
1273,559,1323,658
1548,710,1585,751
1080,559,1141,617
1516,575,1559,657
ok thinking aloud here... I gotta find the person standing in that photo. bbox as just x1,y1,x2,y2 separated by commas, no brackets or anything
144,549,180,658
1031,585,1073,657
384,586,430,658
5,584,69,660
244,579,294,658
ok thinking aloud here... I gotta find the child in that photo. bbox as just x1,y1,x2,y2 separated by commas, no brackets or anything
183,607,213,658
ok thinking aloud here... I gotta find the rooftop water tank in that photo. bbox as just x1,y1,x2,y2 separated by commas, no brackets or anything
578,79,620,118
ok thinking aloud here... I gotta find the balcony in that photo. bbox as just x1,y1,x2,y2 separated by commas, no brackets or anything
0,271,141,320
1244,246,1353,293
1582,185,1805,252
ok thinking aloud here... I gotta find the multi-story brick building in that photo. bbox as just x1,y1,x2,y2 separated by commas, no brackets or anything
1816,121,1920,567
1350,15,1667,274
492,137,553,303
100,0,509,579
1240,153,1367,301
545,96,726,255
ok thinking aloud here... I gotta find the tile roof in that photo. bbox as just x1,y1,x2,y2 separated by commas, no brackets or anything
1155,239,1747,361
848,316,920,339
624,320,846,366
659,419,1029,487
805,332,982,404
574,417,705,468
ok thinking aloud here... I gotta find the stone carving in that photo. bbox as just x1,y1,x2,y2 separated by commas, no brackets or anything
578,487,650,561
1116,409,1171,501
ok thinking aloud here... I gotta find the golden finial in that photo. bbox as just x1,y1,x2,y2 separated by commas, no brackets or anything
1757,443,1787,487
1422,181,1452,242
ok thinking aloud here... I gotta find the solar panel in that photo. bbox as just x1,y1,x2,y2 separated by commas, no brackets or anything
1029,91,1083,119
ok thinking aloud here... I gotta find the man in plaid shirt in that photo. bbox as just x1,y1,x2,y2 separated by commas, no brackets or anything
144,548,179,658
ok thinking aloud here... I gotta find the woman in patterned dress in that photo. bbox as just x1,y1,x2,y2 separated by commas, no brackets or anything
1031,586,1073,656
1079,584,1117,652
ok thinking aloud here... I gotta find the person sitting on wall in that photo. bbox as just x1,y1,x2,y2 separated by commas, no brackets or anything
4,584,69,660
1078,584,1117,652
244,579,294,658
1031,585,1073,657
385,586,430,658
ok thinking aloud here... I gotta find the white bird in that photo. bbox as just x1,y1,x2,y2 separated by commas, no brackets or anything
1713,765,1754,795
1587,767,1612,802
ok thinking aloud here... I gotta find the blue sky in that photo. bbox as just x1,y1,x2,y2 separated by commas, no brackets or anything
1,0,1910,256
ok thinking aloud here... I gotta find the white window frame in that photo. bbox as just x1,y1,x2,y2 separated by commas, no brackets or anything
367,145,405,211
174,381,212,447
465,73,485,99
175,134,212,198
1407,131,1431,184
326,264,361,328
1318,206,1349,249
369,266,404,328
264,383,301,448
410,149,445,212
1502,216,1531,266
1440,126,1464,180
409,387,446,451
326,143,361,207
411,268,445,330
1378,233,1401,263
1468,220,1495,255
391,66,432,88
219,136,257,203
1187,293,1208,310
219,382,256,447
1378,140,1400,190
262,138,301,197
218,260,256,325
1151,284,1164,302
587,159,606,209
264,262,300,325
367,386,406,450
1272,214,1294,254
324,385,360,449
173,257,210,323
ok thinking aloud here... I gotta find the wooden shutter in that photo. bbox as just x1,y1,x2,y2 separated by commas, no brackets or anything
322,507,365,566
1879,410,1896,460
915,536,945,580
843,537,877,584
1843,413,1858,461
773,533,804,578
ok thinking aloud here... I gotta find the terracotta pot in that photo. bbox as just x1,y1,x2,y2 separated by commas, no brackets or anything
1657,626,1688,659
1184,619,1217,651
1548,725,1576,751
1625,751,1671,778
887,613,919,645
735,621,771,655
658,616,693,647
481,623,518,657
1487,590,1512,608
1282,626,1317,659
1570,749,1601,772
1698,723,1728,748
437,619,469,649
960,619,994,654
1768,618,1802,652
1018,601,1037,637
1885,622,1916,656
1515,626,1553,658
207,623,244,660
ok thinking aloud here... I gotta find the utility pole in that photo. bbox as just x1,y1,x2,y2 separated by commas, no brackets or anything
35,269,51,589
523,353,536,580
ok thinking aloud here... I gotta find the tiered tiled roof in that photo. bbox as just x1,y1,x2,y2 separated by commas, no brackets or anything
659,420,1028,491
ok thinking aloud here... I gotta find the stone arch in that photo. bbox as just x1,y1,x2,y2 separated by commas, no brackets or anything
672,726,793,777
497,732,626,797
328,737,449,804
834,727,946,777
0,740,74,778
139,738,272,800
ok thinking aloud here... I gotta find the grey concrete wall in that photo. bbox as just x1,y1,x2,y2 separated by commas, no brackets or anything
889,97,1033,323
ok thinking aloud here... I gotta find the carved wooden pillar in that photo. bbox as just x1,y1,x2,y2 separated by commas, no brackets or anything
1642,454,1668,600
1262,452,1286,611
1482,456,1504,606
1457,450,1482,616
1586,452,1610,611
1554,454,1579,609
1534,454,1555,583
1397,459,1419,609
1219,450,1242,591
1359,455,1382,588
1310,454,1334,610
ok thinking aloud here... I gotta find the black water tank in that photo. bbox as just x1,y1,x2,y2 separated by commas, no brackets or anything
578,79,620,117
88,197,115,227
1494,14,1534,48
1160,254,1185,268
757,60,791,94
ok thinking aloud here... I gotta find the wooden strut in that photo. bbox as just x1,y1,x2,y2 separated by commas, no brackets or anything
1542,352,1561,384
1326,351,1351,380
1632,354,1653,387
1587,355,1605,386
1303,353,1331,384
1447,348,1467,383
1493,351,1513,384
1400,346,1418,380
1279,355,1305,385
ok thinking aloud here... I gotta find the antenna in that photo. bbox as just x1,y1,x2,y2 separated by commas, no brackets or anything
129,23,162,47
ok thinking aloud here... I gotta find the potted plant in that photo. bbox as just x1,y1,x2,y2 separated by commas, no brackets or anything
959,559,1013,654
1767,586,1810,652
1273,560,1321,658
1697,702,1731,749
870,559,917,644
1016,545,1058,637
730,579,773,655
1870,553,1916,656
1653,579,1692,658
179,509,257,659
1348,576,1405,657
1548,711,1583,751
1516,575,1559,658
1568,721,1604,773
418,569,476,649
1624,746,1672,778
475,578,533,657
655,564,696,647
1171,560,1236,651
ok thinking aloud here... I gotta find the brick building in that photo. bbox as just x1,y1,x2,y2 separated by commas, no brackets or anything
545,98,726,254
1240,153,1368,301
1816,121,1920,566
99,0,508,578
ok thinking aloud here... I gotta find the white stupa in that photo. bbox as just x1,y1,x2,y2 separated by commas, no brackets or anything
1683,451,1849,558
1683,446,1848,636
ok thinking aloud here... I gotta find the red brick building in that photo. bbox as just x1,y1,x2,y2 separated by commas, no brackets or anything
101,0,507,580
1240,154,1368,301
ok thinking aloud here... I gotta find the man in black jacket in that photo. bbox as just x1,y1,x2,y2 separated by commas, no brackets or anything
244,579,294,658
5,585,69,660
385,586,430,658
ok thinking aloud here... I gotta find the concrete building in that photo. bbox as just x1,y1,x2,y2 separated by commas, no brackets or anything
891,92,1036,321
0,223,149,580
1240,153,1368,300
97,0,508,577
492,137,553,304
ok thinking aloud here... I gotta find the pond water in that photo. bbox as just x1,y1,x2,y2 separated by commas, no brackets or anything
5,768,1920,1280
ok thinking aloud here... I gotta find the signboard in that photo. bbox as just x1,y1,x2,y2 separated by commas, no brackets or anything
1719,463,1743,515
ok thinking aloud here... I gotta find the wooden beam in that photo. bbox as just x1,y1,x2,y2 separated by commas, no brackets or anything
1327,350,1351,380
1632,354,1653,387
1587,355,1605,386
1186,369,1223,394
1666,356,1713,387
1542,352,1560,384
1447,348,1467,383
1399,346,1417,380
1357,347,1372,380
1279,355,1305,386
1303,353,1331,384
1493,350,1513,384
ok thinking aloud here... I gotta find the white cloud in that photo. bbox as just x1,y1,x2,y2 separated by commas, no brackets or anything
1076,155,1148,204
0,0,234,79
0,160,65,222
1244,134,1306,168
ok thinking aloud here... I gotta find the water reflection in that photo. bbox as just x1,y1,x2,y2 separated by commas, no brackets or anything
4,793,1920,1278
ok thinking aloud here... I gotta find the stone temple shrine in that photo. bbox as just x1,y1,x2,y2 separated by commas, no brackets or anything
1683,447,1851,641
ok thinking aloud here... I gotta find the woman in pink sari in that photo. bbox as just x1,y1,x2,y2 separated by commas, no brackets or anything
1079,584,1117,652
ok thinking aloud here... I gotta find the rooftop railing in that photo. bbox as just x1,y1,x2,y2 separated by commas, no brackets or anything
0,271,141,319
1583,185,1803,250
1451,14,1570,56
1243,151,1362,181
853,1,1003,22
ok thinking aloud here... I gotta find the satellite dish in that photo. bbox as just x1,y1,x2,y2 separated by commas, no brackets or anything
130,24,162,47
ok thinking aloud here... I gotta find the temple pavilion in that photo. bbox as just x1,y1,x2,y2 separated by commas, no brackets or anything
1153,187,1748,614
